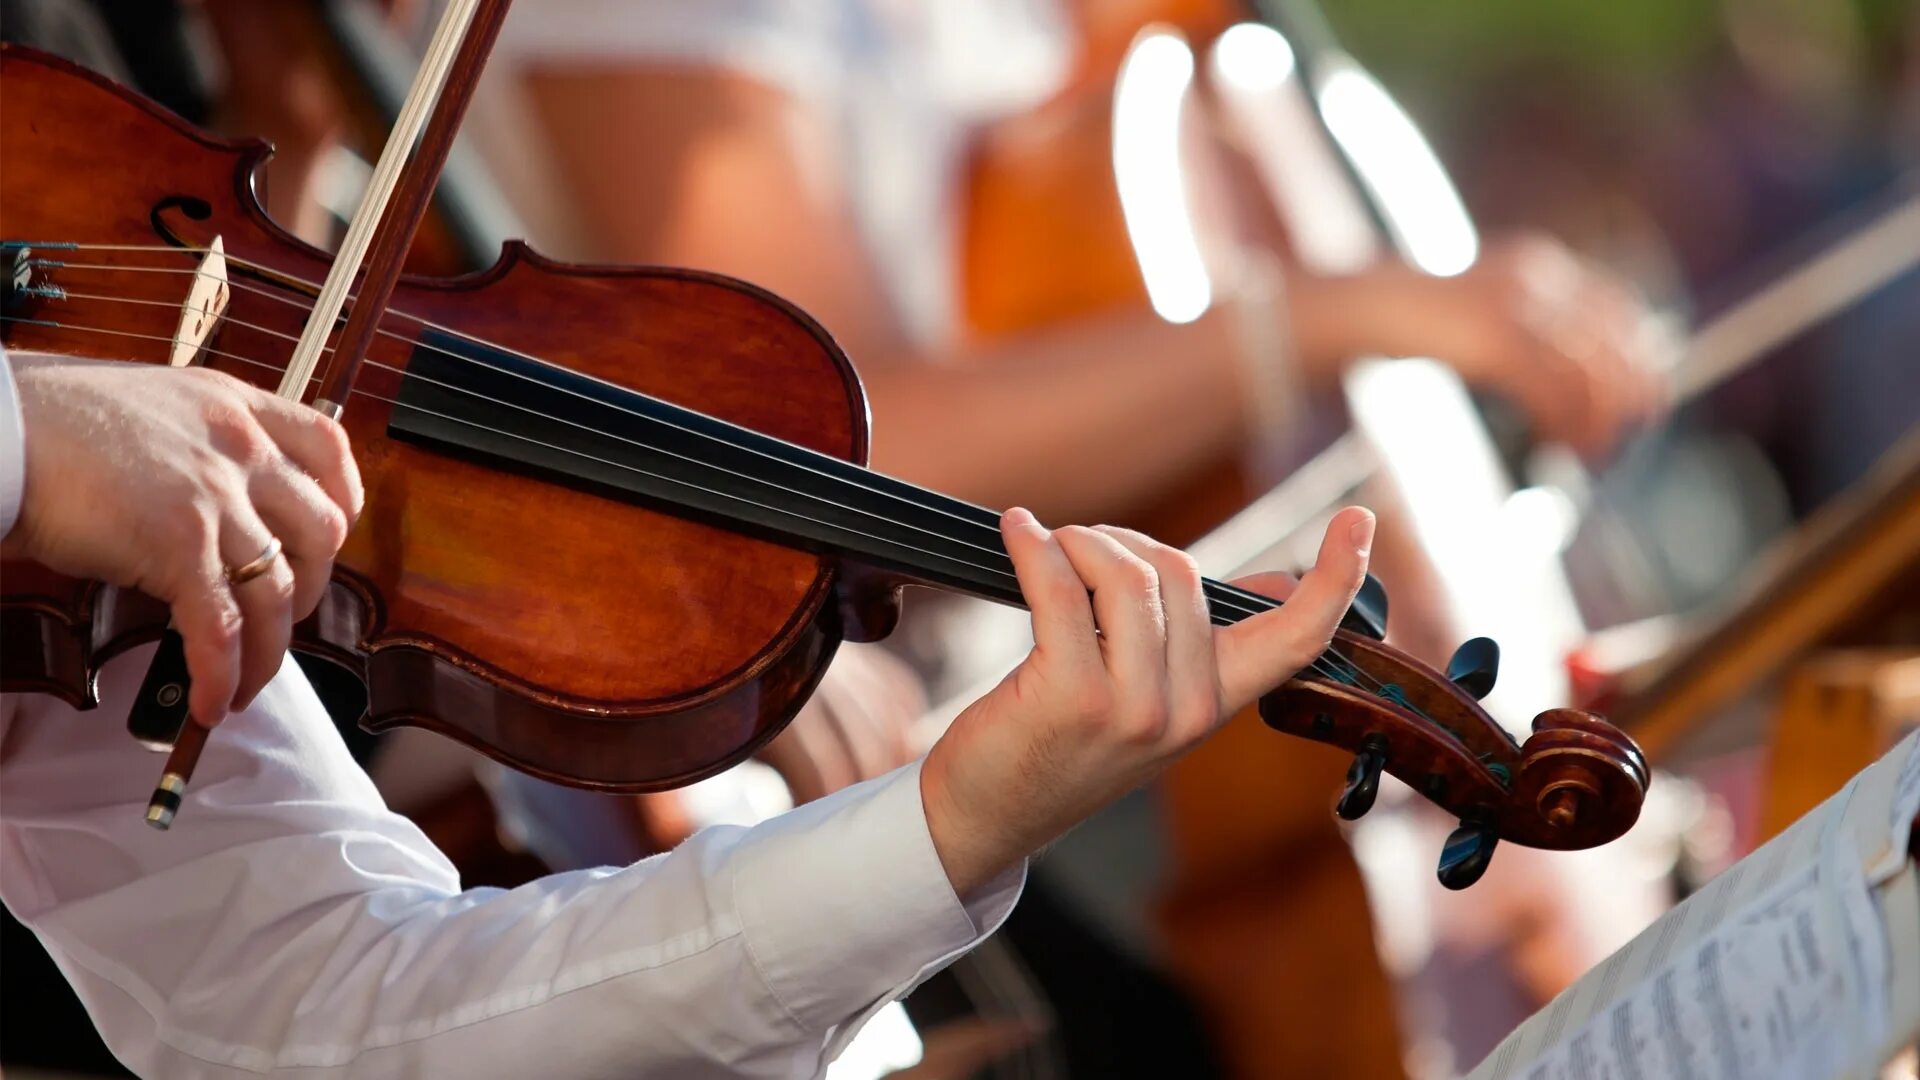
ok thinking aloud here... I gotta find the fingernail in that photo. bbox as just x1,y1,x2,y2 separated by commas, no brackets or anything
1349,511,1376,556
1004,507,1046,535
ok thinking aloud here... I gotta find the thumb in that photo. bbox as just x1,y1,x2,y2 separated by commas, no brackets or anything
1215,506,1372,710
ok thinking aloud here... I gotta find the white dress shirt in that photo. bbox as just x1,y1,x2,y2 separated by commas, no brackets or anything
0,354,1025,1078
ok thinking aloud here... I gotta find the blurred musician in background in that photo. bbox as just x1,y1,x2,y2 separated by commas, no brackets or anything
493,4,1664,526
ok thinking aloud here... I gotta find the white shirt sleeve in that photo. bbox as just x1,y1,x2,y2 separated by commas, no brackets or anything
0,648,1024,1078
0,347,25,537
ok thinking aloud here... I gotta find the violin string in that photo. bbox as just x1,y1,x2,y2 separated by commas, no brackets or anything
38,248,1337,604
59,290,339,355
21,258,1400,695
1,314,303,377
13,251,1397,692
26,289,1093,575
43,255,1351,636
17,266,1396,694
0,310,1384,693
36,253,1025,545
45,272,1405,684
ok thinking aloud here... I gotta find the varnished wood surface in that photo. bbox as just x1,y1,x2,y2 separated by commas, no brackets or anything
1263,631,1646,851
0,46,872,789
1759,651,1920,841
0,40,1652,841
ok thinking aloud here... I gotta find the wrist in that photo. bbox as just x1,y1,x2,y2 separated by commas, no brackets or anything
918,739,1019,899
1287,261,1452,372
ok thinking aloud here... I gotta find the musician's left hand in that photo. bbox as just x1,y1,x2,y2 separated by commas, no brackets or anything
921,507,1372,896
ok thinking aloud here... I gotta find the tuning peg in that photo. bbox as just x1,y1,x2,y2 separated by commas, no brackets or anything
1445,636,1500,700
1341,574,1389,640
1336,735,1388,820
1436,821,1499,890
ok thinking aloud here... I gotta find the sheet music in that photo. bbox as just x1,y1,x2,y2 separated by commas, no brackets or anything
1469,730,1920,1080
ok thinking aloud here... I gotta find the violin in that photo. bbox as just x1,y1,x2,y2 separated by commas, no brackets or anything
0,34,1645,888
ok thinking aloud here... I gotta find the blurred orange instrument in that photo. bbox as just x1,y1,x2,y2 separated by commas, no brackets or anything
962,0,1270,546
958,2,1476,1075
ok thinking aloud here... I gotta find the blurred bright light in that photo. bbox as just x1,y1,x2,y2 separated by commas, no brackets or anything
1500,484,1581,555
1211,22,1296,93
1348,799,1436,977
1346,359,1576,717
1346,360,1506,573
676,761,793,826
1318,64,1478,276
825,1002,924,1080
1113,31,1211,324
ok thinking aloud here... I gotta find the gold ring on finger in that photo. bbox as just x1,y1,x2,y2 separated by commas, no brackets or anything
225,537,283,586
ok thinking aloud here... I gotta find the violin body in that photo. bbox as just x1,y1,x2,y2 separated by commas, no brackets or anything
1,46,888,790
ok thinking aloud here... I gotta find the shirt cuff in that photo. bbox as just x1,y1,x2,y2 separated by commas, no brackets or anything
0,348,24,538
728,758,1026,1036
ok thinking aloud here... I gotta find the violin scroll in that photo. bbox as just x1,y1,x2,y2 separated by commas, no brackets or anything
1259,625,1648,890
1511,708,1649,843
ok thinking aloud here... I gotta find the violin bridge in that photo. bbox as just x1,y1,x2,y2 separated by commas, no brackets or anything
3,244,32,308
170,235,229,368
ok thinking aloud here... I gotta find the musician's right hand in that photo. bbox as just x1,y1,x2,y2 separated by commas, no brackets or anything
919,506,1372,896
1435,234,1672,455
2,356,362,725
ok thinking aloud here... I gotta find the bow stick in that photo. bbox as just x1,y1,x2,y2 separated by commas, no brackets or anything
140,0,515,828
